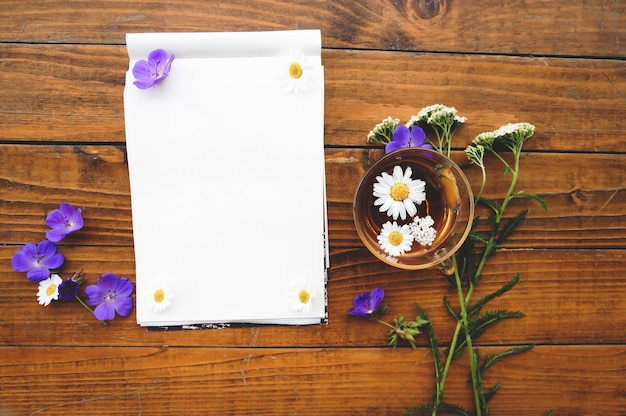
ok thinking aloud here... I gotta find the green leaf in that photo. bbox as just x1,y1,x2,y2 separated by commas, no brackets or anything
404,402,471,416
415,303,443,378
480,345,534,374
443,296,459,320
468,272,521,316
511,191,549,213
484,382,501,402
497,209,528,244
467,309,525,340
477,197,500,214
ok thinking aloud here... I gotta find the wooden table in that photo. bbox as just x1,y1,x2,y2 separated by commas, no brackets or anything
1,1,625,414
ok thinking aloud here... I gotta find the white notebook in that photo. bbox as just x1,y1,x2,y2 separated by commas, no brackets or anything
123,30,328,327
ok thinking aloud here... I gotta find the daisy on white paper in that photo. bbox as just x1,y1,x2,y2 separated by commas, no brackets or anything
286,278,317,314
144,278,174,313
377,221,414,257
373,165,426,221
277,49,314,94
37,273,63,306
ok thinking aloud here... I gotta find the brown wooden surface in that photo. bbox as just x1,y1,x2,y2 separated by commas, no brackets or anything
1,1,625,415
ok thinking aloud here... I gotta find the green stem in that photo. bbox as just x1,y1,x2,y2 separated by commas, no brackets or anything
75,295,108,326
451,256,482,416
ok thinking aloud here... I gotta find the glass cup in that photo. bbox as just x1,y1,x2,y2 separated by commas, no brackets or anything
353,147,474,273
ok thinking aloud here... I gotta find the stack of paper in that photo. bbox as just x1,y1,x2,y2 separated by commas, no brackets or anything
123,30,328,327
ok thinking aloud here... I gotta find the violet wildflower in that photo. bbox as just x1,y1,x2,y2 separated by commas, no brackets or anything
45,203,84,242
58,279,79,301
12,240,64,282
84,273,134,321
385,125,432,154
132,49,175,90
348,288,385,317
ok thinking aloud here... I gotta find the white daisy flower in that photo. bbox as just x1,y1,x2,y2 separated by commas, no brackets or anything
377,221,414,257
37,273,63,306
373,165,426,221
286,278,317,314
410,215,437,246
278,49,314,94
144,278,174,312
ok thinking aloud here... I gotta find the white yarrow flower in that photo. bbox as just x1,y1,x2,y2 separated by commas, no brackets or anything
410,215,437,246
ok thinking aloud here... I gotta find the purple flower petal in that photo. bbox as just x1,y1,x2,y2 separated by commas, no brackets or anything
348,288,385,316
93,302,116,321
58,279,79,301
132,49,175,90
409,126,427,146
84,273,134,321
45,203,83,242
12,241,64,282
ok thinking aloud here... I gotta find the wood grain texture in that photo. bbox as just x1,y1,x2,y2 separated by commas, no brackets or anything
1,247,626,348
1,345,625,415
1,0,625,57
2,44,625,151
1,0,625,414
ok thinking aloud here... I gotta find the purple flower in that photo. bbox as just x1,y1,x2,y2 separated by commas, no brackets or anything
11,241,64,282
84,273,134,321
132,49,175,90
348,288,385,317
45,203,84,242
385,125,432,154
58,279,79,300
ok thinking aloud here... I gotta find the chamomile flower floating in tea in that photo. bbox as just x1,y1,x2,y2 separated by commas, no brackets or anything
373,165,426,221
377,221,414,257
37,273,62,306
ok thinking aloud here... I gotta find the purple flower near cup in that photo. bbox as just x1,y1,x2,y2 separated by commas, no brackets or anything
132,49,175,90
11,240,65,282
45,203,84,242
84,273,134,321
385,125,432,154
348,288,385,317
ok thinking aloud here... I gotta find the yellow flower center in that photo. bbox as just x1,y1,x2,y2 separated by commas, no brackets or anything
298,289,311,304
46,284,57,297
153,289,165,303
289,62,303,79
388,231,404,246
390,183,409,201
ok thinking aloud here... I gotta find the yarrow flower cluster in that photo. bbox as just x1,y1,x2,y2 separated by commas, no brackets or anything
11,203,134,323
354,104,548,415
369,104,466,157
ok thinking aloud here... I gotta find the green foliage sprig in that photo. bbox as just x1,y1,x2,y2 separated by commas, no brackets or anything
366,107,550,415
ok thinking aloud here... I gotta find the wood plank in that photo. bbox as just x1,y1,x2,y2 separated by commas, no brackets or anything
0,345,624,415
0,145,625,249
2,247,625,347
2,45,625,151
1,0,624,57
